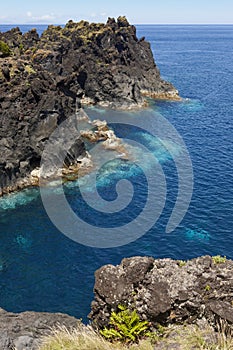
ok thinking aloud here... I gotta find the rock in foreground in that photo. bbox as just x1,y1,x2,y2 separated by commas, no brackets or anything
90,256,233,329
1,256,233,350
0,308,79,350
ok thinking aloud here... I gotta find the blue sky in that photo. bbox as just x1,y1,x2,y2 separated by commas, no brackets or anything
1,0,233,24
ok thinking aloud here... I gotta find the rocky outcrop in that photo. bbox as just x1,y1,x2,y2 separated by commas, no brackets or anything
1,256,233,349
0,16,179,196
0,103,87,195
0,308,79,350
89,256,233,329
0,16,179,112
0,105,127,194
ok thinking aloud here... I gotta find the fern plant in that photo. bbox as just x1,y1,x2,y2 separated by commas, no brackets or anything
100,304,150,343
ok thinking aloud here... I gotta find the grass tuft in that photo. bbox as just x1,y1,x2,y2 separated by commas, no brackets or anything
39,321,233,350
39,325,153,350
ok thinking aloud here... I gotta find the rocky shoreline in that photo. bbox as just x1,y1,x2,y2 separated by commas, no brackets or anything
0,107,129,196
0,256,233,349
0,16,180,197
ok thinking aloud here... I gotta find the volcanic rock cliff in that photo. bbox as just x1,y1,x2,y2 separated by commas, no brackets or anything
90,256,233,329
0,16,180,195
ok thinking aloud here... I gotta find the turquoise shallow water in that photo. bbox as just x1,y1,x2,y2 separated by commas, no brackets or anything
0,25,233,321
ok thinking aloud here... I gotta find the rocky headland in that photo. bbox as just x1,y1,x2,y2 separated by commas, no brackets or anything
0,16,180,197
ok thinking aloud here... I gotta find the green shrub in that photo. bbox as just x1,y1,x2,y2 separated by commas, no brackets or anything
19,43,24,54
25,65,36,74
212,255,227,264
100,305,150,343
178,260,186,267
205,284,211,292
0,41,11,57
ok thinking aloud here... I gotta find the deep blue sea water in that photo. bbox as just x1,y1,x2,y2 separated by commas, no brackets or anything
0,24,233,321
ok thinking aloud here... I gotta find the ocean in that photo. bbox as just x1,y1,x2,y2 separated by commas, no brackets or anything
0,24,233,322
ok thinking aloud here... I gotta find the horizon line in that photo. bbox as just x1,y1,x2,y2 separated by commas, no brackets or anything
1,22,233,26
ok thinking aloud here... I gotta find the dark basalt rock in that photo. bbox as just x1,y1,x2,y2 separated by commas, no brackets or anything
0,17,179,195
89,256,233,329
0,308,79,350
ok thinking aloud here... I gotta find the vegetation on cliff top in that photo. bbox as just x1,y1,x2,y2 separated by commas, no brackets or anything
39,321,233,350
40,288,233,350
39,325,153,350
100,305,151,343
